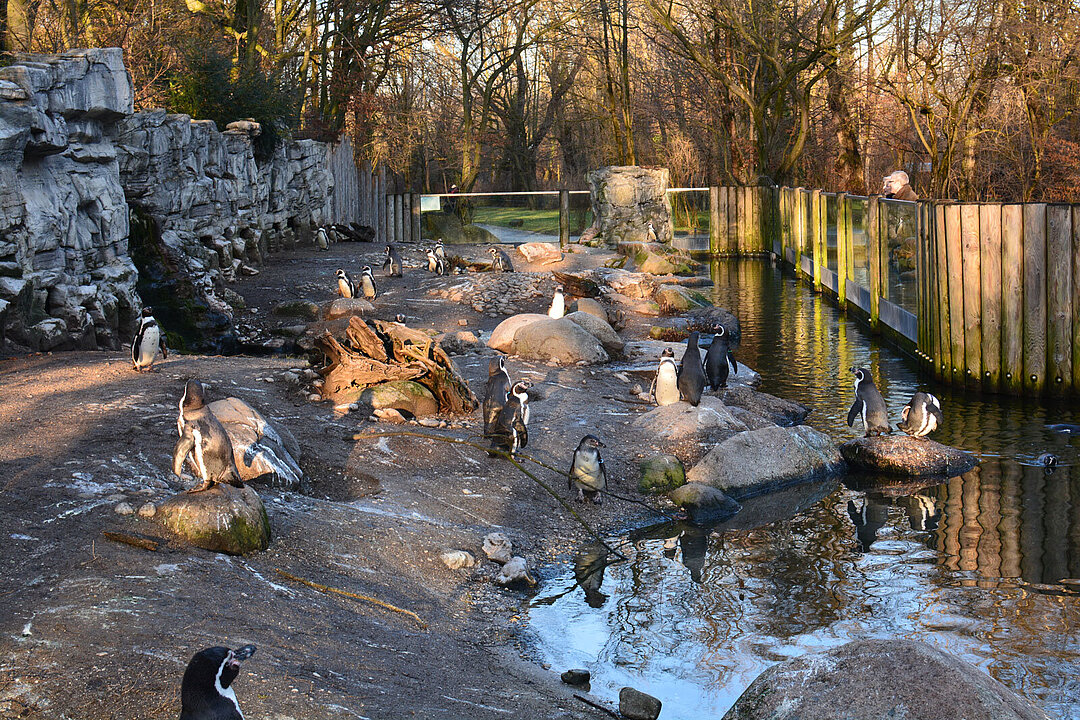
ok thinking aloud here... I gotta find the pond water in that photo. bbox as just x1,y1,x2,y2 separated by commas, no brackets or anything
528,258,1080,719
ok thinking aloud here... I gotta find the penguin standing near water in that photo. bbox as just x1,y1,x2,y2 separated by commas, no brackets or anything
173,380,242,493
650,348,680,406
359,266,378,300
489,380,531,457
180,644,256,720
847,366,891,437
384,244,403,277
335,268,356,299
677,332,707,406
131,307,168,372
703,325,738,391
482,355,512,436
548,285,566,319
489,247,514,272
897,392,943,438
568,434,608,504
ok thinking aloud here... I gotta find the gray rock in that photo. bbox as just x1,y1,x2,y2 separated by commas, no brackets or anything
439,550,476,570
273,300,320,320
721,386,809,426
359,381,438,419
619,687,662,720
687,425,844,498
157,484,271,555
487,313,549,353
586,166,673,248
723,639,1052,720
513,317,609,365
323,297,375,320
840,435,978,476
669,482,741,524
137,502,157,518
569,297,607,322
495,556,536,586
560,669,590,686
438,330,479,355
638,454,686,494
517,242,562,263
482,532,513,564
632,396,747,464
207,398,303,490
687,307,742,347
564,310,624,356
655,283,711,312
114,502,134,516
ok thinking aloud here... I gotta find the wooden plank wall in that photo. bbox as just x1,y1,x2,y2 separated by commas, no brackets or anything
326,136,359,225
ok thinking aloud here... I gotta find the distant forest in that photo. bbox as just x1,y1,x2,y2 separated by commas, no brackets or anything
2,0,1078,200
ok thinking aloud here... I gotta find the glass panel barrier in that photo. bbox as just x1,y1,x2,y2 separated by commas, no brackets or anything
882,198,920,315
667,188,710,252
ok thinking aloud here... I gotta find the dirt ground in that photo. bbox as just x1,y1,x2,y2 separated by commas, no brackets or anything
0,240,681,719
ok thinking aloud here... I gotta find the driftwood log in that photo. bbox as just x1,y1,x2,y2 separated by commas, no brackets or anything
552,270,602,298
315,316,478,414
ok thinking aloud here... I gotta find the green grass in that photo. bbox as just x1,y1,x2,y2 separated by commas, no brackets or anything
470,206,593,235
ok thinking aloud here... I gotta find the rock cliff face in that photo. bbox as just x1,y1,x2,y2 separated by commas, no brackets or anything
585,166,674,250
0,48,335,352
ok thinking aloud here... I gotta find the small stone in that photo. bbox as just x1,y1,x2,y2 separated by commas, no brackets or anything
495,556,536,586
114,502,134,516
629,384,643,396
137,503,157,518
458,319,469,326
418,418,440,427
614,372,631,383
349,403,359,411
440,550,476,570
619,687,662,720
374,408,407,423
307,393,322,402
561,669,591,687
483,532,513,564
282,372,299,383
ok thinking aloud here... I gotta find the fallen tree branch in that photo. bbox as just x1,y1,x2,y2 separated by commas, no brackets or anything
573,693,620,719
274,569,428,629
102,531,160,551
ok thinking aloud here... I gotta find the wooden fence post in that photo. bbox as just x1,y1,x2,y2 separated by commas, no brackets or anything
1001,204,1024,394
377,165,386,242
401,193,411,243
709,186,720,255
934,203,951,380
1046,204,1072,394
411,192,421,244
868,196,881,331
979,204,1002,392
945,204,964,384
1023,203,1047,395
384,194,393,247
559,189,570,249
725,187,737,254
812,190,823,292
961,204,982,386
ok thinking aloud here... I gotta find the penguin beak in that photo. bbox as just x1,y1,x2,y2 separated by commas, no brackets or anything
228,645,257,670
596,439,606,448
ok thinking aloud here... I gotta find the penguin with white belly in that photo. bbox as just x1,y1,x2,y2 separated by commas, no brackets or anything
172,380,242,493
359,266,378,300
548,285,566,319
568,434,608,504
335,269,356,299
179,644,256,720
650,348,680,406
131,307,168,372
847,366,890,437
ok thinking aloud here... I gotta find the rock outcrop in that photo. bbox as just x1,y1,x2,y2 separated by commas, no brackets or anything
157,483,271,555
840,435,978,476
586,166,673,249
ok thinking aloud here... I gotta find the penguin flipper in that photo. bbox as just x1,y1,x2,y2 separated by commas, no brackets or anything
846,398,863,427
516,417,529,449
160,337,168,359
171,434,195,478
728,352,738,375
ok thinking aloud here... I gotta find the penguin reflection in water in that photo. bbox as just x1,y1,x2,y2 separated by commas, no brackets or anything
489,380,531,457
131,306,168,372
173,380,243,493
847,366,891,437
180,644,256,720
568,434,608,504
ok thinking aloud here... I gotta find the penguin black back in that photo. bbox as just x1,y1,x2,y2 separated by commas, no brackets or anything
180,644,256,720
703,325,737,391
482,356,512,436
490,380,531,456
677,332,706,406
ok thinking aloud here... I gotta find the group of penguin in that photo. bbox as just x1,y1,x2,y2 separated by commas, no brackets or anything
846,365,944,439
649,328,739,407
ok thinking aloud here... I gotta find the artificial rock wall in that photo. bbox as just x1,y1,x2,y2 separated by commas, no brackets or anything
586,166,673,249
0,48,334,352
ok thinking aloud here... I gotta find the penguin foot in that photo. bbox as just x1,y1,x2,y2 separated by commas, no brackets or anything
592,494,603,506
187,480,213,494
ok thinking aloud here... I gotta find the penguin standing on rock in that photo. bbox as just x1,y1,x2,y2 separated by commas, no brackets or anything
548,285,566,319
482,355,512,436
847,367,891,437
897,392,943,438
489,380,531,457
677,332,706,406
568,434,608,504
180,644,256,720
131,307,168,372
173,380,242,493
650,348,680,406
384,244,403,277
335,268,356,299
703,325,738,391
359,266,378,300
489,247,514,272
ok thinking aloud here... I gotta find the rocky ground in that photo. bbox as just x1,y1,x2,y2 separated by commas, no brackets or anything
0,238,820,720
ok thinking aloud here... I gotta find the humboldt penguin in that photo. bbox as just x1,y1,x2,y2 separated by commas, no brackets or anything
482,355,512,436
180,644,256,720
315,226,330,251
703,325,738,391
131,307,168,372
335,268,356,299
568,434,608,504
1038,453,1059,469
489,247,514,272
489,380,531,457
426,248,446,275
384,244,403,277
897,392,943,438
677,332,706,406
173,380,242,493
434,239,446,263
548,285,566,319
359,266,378,300
646,221,658,242
649,348,680,406
847,366,890,437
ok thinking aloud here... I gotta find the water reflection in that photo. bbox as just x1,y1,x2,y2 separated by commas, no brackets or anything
529,259,1080,720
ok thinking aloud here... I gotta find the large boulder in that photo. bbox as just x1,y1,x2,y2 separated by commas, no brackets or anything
669,482,741,525
638,454,687,494
360,380,438,418
517,242,562,263
723,639,1052,720
687,425,844,498
632,396,747,464
633,243,693,275
721,386,810,426
157,484,271,555
564,310,624,356
513,317,609,365
655,284,711,313
487,313,548,353
207,398,302,489
840,435,978,476
323,297,375,320
569,297,608,322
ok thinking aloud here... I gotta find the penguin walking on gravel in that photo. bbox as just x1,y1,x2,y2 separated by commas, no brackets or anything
315,226,330,251
548,285,566,319
897,392,943,438
426,248,446,275
703,325,737,391
847,366,891,437
489,380,531,457
131,307,168,372
173,380,242,493
335,268,356,299
482,355,512,436
180,644,256,720
384,244,403,277
359,265,378,300
568,434,608,505
677,332,706,406
489,246,514,272
650,348,680,406
434,239,446,263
